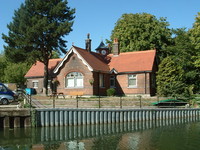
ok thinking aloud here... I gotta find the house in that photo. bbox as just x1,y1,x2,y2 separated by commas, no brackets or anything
25,58,62,94
25,35,157,96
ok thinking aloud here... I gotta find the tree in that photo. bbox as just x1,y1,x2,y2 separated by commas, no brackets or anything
2,0,75,95
157,56,186,97
3,62,30,86
110,13,172,58
0,54,7,83
189,12,200,92
166,28,199,89
190,12,200,51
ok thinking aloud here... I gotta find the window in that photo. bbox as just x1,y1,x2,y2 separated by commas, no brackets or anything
128,74,137,87
0,85,7,92
32,81,39,88
66,72,83,88
99,74,104,87
110,75,115,87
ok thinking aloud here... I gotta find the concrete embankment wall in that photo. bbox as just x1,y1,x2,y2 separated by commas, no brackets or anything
35,108,200,127
0,109,31,128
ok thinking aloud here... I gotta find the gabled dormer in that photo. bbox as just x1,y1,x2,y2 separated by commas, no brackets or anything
95,41,109,56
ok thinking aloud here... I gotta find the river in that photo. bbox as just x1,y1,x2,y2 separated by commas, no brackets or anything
0,119,200,150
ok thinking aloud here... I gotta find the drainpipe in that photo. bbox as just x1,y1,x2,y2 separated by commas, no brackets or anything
144,72,147,94
98,71,101,108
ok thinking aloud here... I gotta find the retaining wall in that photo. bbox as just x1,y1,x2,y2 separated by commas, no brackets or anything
35,108,200,127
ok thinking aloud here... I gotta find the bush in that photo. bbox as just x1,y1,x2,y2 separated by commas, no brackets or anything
107,88,116,96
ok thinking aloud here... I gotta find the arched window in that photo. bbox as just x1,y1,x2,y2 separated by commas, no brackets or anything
66,72,83,88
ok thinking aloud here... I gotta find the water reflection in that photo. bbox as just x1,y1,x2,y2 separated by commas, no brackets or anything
0,117,200,150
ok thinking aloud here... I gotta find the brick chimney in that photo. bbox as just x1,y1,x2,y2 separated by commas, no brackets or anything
113,38,119,56
85,33,91,52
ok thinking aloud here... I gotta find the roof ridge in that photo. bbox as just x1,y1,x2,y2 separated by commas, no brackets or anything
120,50,156,55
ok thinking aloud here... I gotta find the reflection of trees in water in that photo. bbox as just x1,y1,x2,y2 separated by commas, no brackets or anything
1,145,31,150
44,142,61,150
92,134,122,150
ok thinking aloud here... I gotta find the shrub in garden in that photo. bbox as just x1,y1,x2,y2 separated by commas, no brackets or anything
107,88,116,96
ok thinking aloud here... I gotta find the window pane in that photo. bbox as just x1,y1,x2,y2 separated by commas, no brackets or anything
110,79,115,87
76,78,83,87
99,74,104,87
67,78,74,87
66,72,84,88
129,79,136,86
110,75,115,87
129,74,136,78
33,82,38,88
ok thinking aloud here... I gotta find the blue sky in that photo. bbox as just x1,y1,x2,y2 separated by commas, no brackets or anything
1,0,200,55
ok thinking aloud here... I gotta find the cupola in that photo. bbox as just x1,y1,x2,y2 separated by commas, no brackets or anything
95,41,109,56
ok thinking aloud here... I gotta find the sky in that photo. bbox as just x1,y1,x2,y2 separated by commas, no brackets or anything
1,0,200,55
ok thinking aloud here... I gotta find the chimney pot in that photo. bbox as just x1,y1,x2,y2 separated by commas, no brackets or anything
114,38,118,43
85,33,91,52
113,38,119,56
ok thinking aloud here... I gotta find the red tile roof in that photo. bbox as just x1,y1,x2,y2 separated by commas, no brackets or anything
74,46,110,72
108,50,156,73
25,58,62,78
25,47,156,78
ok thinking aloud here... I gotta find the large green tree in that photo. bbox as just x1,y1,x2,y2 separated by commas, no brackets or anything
165,28,198,90
190,13,200,72
157,56,186,97
110,13,172,58
2,0,75,95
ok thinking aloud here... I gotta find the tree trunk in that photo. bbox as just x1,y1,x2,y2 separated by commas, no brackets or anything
43,59,49,96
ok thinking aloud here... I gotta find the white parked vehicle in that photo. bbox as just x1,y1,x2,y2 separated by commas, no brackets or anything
0,94,15,105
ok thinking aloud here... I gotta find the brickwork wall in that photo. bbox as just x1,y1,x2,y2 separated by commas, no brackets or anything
56,53,94,95
26,78,44,94
92,72,110,96
115,73,151,95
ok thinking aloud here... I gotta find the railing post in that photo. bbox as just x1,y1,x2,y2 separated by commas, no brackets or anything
137,95,142,108
76,95,79,108
99,96,101,108
53,93,55,108
120,96,122,109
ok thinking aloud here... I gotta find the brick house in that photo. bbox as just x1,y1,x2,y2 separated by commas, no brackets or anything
25,35,157,96
25,58,62,94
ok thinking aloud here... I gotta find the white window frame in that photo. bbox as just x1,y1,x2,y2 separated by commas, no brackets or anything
128,74,137,88
110,75,116,88
32,80,39,88
65,72,84,88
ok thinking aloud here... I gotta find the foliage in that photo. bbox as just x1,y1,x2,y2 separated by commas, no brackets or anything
164,28,199,92
0,54,7,82
2,0,75,63
157,56,186,97
3,62,30,86
0,54,29,86
190,12,200,50
188,13,200,92
110,13,172,58
107,88,116,96
2,0,75,94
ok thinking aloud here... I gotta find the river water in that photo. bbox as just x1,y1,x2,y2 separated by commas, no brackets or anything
1,119,200,150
